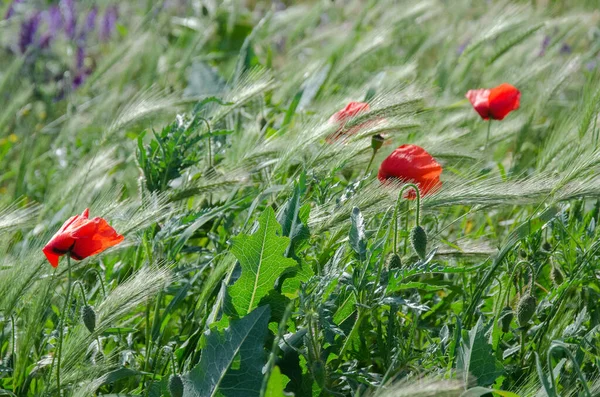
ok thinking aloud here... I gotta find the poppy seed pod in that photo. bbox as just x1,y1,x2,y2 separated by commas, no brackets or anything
82,305,96,333
371,134,385,151
4,354,13,369
498,306,514,333
168,374,184,397
542,241,551,251
386,253,402,269
550,265,564,286
517,294,537,326
410,225,428,260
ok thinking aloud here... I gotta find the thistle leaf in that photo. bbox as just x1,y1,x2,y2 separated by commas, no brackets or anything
185,306,271,397
230,207,297,316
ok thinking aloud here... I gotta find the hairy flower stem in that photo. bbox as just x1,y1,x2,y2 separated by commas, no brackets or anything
548,343,591,397
520,328,526,365
392,183,421,254
366,150,376,173
56,256,72,395
485,121,492,149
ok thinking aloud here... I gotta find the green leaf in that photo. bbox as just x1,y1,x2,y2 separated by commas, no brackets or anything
230,207,298,316
349,207,367,261
535,352,556,397
277,174,309,258
263,366,292,397
185,306,271,397
457,317,503,387
277,175,313,298
282,90,303,128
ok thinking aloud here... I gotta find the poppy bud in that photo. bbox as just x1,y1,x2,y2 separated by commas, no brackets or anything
82,304,96,333
386,253,402,269
550,265,564,286
4,354,13,369
371,134,385,151
519,249,527,258
168,374,184,397
498,306,514,333
542,242,551,251
410,225,428,260
517,294,536,326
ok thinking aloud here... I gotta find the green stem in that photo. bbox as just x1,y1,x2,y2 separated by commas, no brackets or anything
391,183,421,255
485,121,492,149
73,281,87,306
504,260,535,307
171,351,178,375
56,256,73,395
10,314,15,374
548,342,591,397
84,268,106,299
520,328,526,365
366,150,377,173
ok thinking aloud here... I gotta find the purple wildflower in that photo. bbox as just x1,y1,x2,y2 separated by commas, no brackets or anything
586,60,597,71
76,45,85,69
5,0,23,20
560,43,572,54
79,6,97,41
39,6,63,49
60,0,77,40
72,71,87,90
100,6,118,41
19,12,42,53
538,35,550,57
457,38,470,56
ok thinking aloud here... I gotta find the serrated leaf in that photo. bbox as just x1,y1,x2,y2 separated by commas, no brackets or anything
502,345,520,360
278,177,313,298
277,174,309,258
230,207,298,316
349,207,367,261
263,366,292,397
184,306,271,397
563,306,587,338
457,317,503,387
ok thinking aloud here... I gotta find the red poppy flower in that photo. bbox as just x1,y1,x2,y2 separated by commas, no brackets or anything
327,101,370,142
466,83,520,120
42,208,124,267
378,144,442,199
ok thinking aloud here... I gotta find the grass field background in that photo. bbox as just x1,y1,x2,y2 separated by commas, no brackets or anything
1,0,600,396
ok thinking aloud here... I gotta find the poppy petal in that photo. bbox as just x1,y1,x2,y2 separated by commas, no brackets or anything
43,246,60,268
329,102,370,123
488,83,520,120
42,209,123,267
70,217,123,260
466,89,491,120
378,144,442,200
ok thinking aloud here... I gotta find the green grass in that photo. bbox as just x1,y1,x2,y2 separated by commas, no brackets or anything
0,0,600,396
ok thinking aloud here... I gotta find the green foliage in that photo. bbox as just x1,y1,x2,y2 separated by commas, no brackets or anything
137,117,205,193
229,207,298,316
457,318,504,387
185,305,271,397
1,0,600,396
